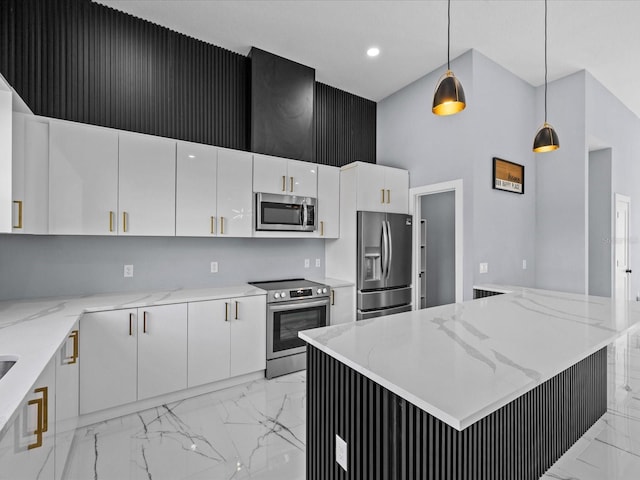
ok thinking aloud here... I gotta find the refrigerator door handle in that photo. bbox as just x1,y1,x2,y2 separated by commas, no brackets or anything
381,221,387,277
386,220,393,280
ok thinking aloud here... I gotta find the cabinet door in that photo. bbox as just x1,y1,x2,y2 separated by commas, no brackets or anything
55,324,80,480
79,309,137,414
253,154,287,194
217,148,253,237
355,162,386,212
137,304,188,400
230,296,266,377
0,90,11,233
118,133,176,236
0,359,55,480
49,121,119,235
176,142,217,237
384,168,409,214
287,159,317,197
317,164,340,238
12,114,49,234
330,286,355,325
187,299,231,387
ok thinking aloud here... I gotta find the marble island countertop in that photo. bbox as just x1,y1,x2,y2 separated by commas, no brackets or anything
300,286,640,431
0,285,266,438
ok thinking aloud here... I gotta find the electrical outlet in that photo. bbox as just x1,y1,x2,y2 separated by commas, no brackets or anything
315,258,321,268
522,259,527,270
335,434,348,472
210,261,218,273
479,263,488,274
304,258,310,268
124,265,134,278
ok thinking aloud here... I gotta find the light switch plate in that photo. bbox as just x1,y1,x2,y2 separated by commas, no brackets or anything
335,434,348,471
304,258,310,268
522,259,527,270
315,258,321,268
210,261,218,273
479,263,488,274
124,265,134,278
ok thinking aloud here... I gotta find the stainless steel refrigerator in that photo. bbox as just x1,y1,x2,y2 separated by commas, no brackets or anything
357,211,413,320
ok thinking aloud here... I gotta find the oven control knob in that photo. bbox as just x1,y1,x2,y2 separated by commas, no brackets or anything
274,292,280,299
322,288,328,294
281,291,287,297
317,288,322,294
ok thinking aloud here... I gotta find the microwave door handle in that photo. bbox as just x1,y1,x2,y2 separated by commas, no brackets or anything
302,203,308,227
386,220,393,280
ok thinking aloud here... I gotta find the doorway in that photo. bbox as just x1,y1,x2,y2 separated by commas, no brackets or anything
410,180,463,308
614,194,631,301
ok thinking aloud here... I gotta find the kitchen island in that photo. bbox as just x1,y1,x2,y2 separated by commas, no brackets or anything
299,286,640,479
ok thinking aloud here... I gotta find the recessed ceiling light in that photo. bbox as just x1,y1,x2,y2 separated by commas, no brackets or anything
367,47,380,57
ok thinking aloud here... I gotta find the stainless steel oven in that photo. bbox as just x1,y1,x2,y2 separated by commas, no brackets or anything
250,279,330,378
255,192,317,232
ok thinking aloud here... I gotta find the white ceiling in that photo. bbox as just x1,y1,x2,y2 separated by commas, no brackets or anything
96,0,640,117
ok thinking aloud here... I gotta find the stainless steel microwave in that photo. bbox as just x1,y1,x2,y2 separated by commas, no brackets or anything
255,193,317,232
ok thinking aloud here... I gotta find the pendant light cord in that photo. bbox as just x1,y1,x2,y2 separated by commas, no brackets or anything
447,0,451,70
544,0,548,123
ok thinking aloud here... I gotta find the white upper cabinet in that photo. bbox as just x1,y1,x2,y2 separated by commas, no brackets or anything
316,164,340,238
49,120,119,235
176,143,253,237
118,132,176,236
12,114,49,234
352,162,409,214
176,142,217,236
253,153,317,197
216,147,253,237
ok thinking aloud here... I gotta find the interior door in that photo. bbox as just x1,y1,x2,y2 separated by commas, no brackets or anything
614,195,631,301
386,213,413,288
357,211,386,290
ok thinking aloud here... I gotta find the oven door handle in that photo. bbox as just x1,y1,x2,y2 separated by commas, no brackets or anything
268,298,330,313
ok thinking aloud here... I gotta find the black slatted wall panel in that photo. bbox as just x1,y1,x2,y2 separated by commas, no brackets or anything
473,288,505,299
307,345,607,480
316,82,376,166
0,0,376,165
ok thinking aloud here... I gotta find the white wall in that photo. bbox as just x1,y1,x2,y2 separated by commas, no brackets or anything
588,148,612,297
378,50,537,299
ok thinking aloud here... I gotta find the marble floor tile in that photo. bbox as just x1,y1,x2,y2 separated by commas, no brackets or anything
63,330,640,479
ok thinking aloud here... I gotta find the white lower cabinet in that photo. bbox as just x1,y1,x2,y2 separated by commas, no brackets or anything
79,309,137,414
54,324,80,480
330,286,355,325
188,295,266,387
0,358,55,480
137,304,188,400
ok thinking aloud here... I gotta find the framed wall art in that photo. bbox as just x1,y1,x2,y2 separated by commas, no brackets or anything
493,157,524,194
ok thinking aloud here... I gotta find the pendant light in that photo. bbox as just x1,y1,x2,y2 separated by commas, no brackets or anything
432,0,466,116
533,0,560,153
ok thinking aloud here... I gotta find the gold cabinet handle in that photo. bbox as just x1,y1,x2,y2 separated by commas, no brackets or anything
331,289,335,306
220,217,225,235
225,302,229,322
129,313,134,336
122,211,128,233
282,175,286,192
12,200,23,229
210,216,216,235
320,221,324,237
28,386,48,450
386,189,391,204
143,311,148,333
109,211,114,232
290,176,294,192
381,189,385,204
67,330,79,364
235,301,239,320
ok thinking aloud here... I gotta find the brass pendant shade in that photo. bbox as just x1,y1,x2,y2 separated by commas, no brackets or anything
533,122,559,153
433,0,466,116
432,70,466,116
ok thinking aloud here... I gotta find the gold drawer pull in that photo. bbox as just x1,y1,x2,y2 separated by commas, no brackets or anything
320,221,324,237
386,189,391,204
211,216,216,235
143,311,148,333
13,200,23,229
381,189,385,204
28,386,48,450
67,330,79,364
123,211,128,232
109,211,114,232
235,301,239,320
290,176,294,192
220,217,225,235
225,302,229,322
282,175,286,192
129,313,134,336
331,289,335,306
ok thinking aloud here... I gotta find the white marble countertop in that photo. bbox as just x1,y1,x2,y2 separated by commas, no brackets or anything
300,286,640,431
0,285,266,438
310,277,355,288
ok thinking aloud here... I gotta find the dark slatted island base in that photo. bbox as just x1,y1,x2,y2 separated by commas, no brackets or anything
300,286,640,480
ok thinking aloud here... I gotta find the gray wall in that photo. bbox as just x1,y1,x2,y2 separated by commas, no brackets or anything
378,50,536,299
421,191,455,307
0,235,325,300
588,149,612,297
